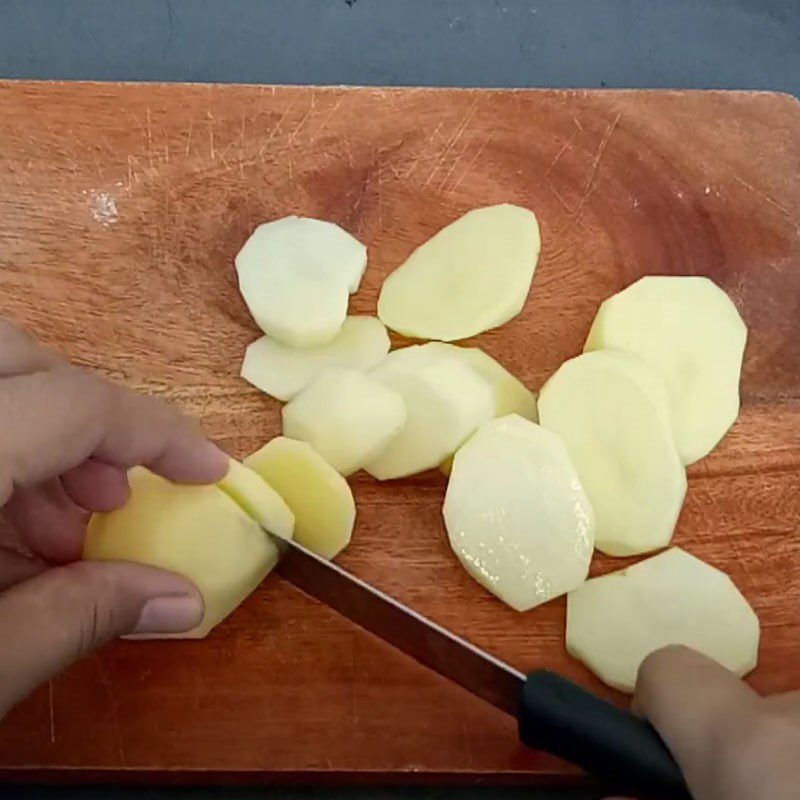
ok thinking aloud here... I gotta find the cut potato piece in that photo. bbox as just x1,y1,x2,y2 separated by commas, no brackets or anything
364,346,494,480
245,437,355,559
378,204,541,341
84,468,278,639
584,276,747,465
566,547,760,693
444,415,594,611
237,216,368,294
241,316,390,401
217,458,295,540
424,343,538,476
238,257,348,348
538,350,686,556
283,368,406,476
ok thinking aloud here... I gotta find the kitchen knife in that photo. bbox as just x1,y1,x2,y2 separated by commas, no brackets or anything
270,534,690,800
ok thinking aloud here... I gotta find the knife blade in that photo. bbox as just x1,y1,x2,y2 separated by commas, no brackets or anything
269,533,690,800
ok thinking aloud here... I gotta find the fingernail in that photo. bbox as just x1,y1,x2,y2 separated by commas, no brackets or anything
133,594,204,634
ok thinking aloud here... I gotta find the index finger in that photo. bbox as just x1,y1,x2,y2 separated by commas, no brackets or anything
0,367,228,503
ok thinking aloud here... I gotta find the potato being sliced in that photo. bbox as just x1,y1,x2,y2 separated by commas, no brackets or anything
282,368,406,476
584,276,747,465
241,316,390,401
364,346,494,480
84,468,278,639
444,415,594,612
217,458,295,540
538,350,686,556
566,547,760,693
378,204,541,341
245,437,355,559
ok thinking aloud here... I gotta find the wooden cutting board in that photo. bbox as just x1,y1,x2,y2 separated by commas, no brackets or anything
0,81,798,785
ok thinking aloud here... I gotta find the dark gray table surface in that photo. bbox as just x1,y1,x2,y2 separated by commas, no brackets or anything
0,1,797,798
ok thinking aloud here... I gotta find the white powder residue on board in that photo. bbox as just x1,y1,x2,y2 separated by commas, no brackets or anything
87,190,119,225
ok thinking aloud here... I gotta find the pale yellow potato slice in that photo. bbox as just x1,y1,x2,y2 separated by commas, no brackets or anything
84,468,278,639
241,316,390,402
217,458,295,540
444,415,594,612
282,368,406,476
584,276,747,465
364,346,494,480
538,350,686,556
567,547,760,693
378,204,541,341
245,437,355,559
426,343,538,475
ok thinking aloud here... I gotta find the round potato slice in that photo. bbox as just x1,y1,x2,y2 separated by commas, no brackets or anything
584,276,747,464
378,204,541,341
282,368,407,476
364,346,494,480
240,316,390,402
538,350,686,557
245,437,355,559
566,547,760,693
84,468,278,639
444,415,594,612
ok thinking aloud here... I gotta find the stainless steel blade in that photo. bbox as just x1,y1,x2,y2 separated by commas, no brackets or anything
269,533,525,717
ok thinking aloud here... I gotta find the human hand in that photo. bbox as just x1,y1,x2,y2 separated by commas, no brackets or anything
620,645,800,800
0,319,229,718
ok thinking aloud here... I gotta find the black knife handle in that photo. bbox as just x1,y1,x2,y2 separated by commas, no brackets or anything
519,670,691,800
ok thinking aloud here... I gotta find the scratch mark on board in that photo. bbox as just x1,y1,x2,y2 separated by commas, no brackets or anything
146,108,153,169
447,129,495,195
287,106,313,146
570,110,621,223
207,111,216,161
313,94,346,141
184,119,194,156
733,176,798,238
544,127,581,177
422,97,480,190
48,680,55,744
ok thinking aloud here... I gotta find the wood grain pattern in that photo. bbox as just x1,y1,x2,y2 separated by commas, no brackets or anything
0,81,798,784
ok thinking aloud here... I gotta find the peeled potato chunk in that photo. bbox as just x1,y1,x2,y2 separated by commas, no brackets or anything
364,345,494,480
236,217,367,348
444,415,594,612
84,468,278,639
566,547,760,693
245,437,355,559
378,204,541,341
217,458,295,540
283,368,406,476
241,316,390,402
584,276,747,465
538,350,686,556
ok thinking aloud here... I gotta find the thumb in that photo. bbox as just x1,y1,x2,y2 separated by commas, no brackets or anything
633,645,760,798
0,561,203,717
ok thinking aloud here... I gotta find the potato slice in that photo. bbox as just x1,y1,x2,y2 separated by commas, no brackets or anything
364,346,494,480
444,415,594,611
84,468,278,639
237,215,367,293
424,343,538,476
283,368,406,476
241,316,390,402
378,204,541,341
584,276,747,464
538,350,686,556
566,547,760,693
238,258,348,348
217,458,295,540
245,437,355,559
